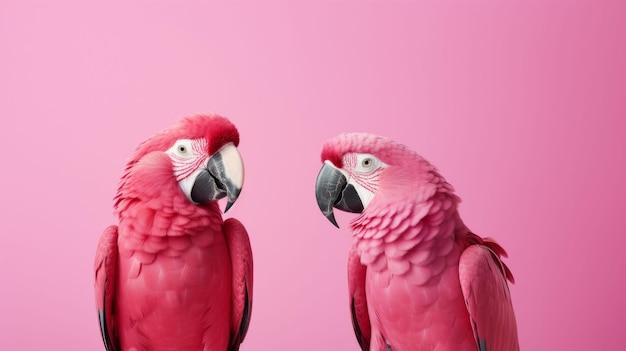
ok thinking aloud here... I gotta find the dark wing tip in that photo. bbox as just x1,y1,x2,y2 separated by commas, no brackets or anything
229,283,252,351
98,308,120,351
239,283,252,341
351,298,370,351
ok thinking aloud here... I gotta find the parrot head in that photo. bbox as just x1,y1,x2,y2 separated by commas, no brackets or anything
117,114,244,212
315,132,451,227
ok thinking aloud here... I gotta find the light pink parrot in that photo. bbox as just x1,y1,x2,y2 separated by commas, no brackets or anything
315,133,519,351
94,115,253,351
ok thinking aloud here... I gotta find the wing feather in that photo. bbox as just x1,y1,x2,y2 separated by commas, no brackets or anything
348,245,371,351
459,244,519,351
94,226,121,351
223,218,254,351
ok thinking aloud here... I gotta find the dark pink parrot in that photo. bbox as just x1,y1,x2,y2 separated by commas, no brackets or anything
94,115,253,351
315,133,519,351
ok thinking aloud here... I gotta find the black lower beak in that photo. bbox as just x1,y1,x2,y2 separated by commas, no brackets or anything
190,169,226,204
190,152,241,211
315,163,364,228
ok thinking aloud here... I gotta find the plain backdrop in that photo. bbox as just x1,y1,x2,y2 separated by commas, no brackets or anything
1,1,625,350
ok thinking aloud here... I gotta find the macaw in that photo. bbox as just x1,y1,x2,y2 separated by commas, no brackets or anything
94,114,253,351
315,133,519,351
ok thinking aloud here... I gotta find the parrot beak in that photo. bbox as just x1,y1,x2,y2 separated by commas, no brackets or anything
191,143,244,212
315,161,364,228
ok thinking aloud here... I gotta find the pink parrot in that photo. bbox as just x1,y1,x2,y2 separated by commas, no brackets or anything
94,114,253,351
314,133,519,351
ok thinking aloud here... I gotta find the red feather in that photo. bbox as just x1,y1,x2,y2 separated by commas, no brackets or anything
95,114,251,351
320,132,519,351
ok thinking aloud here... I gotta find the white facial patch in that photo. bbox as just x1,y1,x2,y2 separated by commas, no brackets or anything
177,167,206,204
165,138,209,182
164,138,210,203
344,153,387,209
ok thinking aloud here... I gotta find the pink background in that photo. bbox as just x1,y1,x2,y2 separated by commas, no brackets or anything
1,1,625,350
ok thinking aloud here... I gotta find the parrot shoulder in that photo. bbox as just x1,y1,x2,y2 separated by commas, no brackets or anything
94,225,121,351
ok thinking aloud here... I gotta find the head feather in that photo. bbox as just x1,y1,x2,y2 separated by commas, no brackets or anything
128,114,239,166
321,133,415,168
321,132,457,202
114,114,239,210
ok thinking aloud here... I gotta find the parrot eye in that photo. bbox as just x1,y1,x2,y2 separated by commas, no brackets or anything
353,153,385,173
168,140,194,157
166,139,199,160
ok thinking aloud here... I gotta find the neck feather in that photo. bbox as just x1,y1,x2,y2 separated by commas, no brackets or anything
350,191,466,284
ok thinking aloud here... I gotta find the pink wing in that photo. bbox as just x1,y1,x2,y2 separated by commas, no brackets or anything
347,244,371,351
459,244,520,351
222,218,254,351
94,226,121,351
